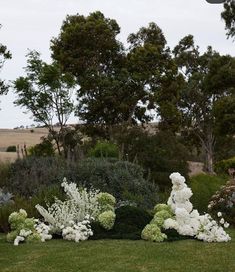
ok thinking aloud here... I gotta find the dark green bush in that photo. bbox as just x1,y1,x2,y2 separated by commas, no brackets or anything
114,128,189,189
0,162,11,188
190,174,227,213
74,158,159,209
215,157,235,175
6,157,66,196
91,205,152,240
88,141,119,158
6,146,16,152
28,139,55,157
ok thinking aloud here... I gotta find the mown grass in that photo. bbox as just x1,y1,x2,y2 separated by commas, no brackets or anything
0,229,235,272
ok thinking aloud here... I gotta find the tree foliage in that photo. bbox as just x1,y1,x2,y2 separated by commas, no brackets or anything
222,0,235,39
14,51,76,155
51,12,182,137
0,24,11,96
174,35,235,173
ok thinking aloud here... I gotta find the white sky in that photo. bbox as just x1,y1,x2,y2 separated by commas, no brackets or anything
0,0,234,128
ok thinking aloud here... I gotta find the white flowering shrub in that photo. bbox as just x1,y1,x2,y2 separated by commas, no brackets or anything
62,216,93,242
35,179,116,242
6,209,51,246
142,173,231,243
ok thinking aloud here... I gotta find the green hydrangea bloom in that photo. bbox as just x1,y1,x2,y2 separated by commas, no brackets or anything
26,232,41,243
8,212,26,230
150,216,165,227
97,193,116,207
141,224,167,242
100,204,115,213
6,230,18,243
155,210,172,220
24,218,35,231
98,210,116,230
153,204,173,215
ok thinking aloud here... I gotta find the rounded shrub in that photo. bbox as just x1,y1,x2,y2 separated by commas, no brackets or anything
88,141,119,158
190,174,227,213
208,181,235,226
215,157,235,175
91,205,152,240
6,146,16,152
75,158,159,210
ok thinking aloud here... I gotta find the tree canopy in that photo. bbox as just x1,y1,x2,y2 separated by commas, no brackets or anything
14,50,76,154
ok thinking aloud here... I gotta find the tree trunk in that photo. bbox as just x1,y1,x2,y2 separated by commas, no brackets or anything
199,131,215,174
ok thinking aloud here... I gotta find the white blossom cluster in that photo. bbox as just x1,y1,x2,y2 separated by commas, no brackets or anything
36,179,100,233
34,220,52,242
164,172,231,242
62,216,93,242
14,229,32,246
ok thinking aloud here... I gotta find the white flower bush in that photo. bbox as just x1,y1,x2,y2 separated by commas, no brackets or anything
142,172,231,243
62,216,93,242
164,172,231,242
35,179,116,243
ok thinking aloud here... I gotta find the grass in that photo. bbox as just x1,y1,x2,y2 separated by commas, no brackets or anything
0,229,235,272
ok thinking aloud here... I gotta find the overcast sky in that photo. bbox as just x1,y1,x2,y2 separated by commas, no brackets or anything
0,0,234,128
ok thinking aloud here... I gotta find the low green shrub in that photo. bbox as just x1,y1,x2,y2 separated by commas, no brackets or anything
88,141,119,158
190,174,227,213
28,139,55,157
6,146,16,152
0,161,11,188
6,157,66,196
74,158,159,209
91,206,152,240
215,157,235,175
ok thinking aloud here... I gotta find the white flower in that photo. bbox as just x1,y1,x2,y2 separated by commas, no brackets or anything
220,218,225,225
217,212,222,217
224,222,230,228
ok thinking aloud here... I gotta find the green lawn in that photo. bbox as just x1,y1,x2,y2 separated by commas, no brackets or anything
0,229,235,272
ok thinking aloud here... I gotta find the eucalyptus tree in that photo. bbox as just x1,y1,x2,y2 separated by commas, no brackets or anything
51,12,182,138
174,35,235,173
0,24,11,97
14,50,76,155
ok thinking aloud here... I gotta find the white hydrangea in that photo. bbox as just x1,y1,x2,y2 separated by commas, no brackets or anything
34,220,52,242
62,217,93,242
164,172,231,243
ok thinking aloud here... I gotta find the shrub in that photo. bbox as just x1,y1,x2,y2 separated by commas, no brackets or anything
0,161,11,188
0,185,64,233
91,206,152,240
88,141,119,158
141,224,167,242
74,158,159,209
208,181,235,226
215,157,235,175
189,174,227,213
98,210,116,230
6,146,16,152
6,157,66,196
115,128,189,189
0,188,13,206
28,139,55,157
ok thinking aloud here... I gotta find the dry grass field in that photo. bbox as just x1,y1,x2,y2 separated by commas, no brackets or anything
0,128,48,162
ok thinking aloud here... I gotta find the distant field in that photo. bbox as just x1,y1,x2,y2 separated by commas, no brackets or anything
0,128,49,162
